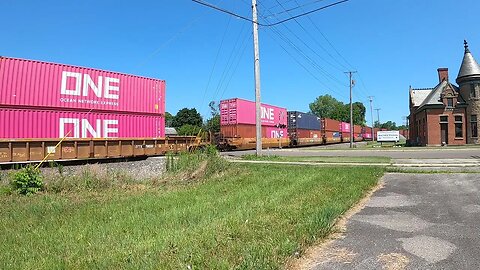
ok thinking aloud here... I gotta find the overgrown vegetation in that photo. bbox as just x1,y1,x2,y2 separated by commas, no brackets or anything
9,165,44,195
165,145,229,181
0,148,384,269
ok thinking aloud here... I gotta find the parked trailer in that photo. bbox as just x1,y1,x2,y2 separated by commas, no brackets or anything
0,136,197,163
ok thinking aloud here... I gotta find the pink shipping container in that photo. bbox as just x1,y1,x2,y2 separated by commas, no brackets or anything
264,126,288,138
0,108,165,139
0,57,165,114
339,122,351,133
220,98,287,127
362,133,372,139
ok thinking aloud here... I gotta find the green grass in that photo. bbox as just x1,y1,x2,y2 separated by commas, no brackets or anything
243,154,391,164
0,163,383,269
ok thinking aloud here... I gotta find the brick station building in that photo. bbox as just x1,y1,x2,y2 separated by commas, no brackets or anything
409,41,480,146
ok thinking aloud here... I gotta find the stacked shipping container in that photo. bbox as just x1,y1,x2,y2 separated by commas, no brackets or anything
322,118,341,143
339,122,351,142
0,57,165,139
287,111,322,144
220,98,287,138
353,125,363,141
362,126,373,140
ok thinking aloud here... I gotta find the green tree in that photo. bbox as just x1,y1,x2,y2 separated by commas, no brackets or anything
165,112,174,127
352,102,366,126
204,101,220,133
310,95,366,125
171,108,203,128
176,124,202,136
309,95,345,120
376,121,397,130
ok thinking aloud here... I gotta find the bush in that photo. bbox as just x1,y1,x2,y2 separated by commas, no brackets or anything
10,165,44,195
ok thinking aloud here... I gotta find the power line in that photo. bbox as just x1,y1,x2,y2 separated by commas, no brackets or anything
200,15,233,115
257,1,349,95
266,0,349,26
192,0,257,24
294,0,352,70
257,4,341,95
219,33,253,100
211,26,250,103
266,0,329,18
272,0,346,73
191,0,350,27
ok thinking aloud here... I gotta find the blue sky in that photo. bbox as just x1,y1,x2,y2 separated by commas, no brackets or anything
1,0,480,127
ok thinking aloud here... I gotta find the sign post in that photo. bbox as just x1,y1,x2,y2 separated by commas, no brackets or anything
377,130,400,146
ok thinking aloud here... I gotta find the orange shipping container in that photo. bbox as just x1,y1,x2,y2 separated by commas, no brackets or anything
220,124,287,139
322,118,341,132
291,129,323,139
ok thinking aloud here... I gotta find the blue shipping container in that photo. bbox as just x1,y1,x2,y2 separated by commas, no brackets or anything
287,111,321,130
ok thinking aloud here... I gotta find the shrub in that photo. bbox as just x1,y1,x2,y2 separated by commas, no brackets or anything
10,165,44,195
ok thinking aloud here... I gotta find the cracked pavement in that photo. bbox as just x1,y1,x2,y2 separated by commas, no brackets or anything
309,173,480,270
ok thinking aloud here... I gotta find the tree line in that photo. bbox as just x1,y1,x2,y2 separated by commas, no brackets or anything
165,101,220,136
309,94,367,125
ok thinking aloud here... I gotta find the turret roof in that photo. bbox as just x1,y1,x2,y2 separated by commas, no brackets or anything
457,40,480,83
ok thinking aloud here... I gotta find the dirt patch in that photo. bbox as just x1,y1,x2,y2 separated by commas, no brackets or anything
286,178,385,270
377,253,410,270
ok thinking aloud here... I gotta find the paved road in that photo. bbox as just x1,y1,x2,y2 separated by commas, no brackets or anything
309,173,480,270
224,147,480,159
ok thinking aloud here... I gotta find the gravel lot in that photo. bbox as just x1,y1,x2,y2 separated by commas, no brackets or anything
1,157,167,183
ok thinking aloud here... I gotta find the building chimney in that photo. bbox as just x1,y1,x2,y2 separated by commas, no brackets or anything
438,68,449,83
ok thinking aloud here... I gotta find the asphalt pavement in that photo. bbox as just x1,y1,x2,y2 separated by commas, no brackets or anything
307,173,480,270
223,145,480,159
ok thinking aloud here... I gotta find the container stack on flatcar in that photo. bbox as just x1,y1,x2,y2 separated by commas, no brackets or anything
0,57,166,139
339,122,351,142
353,125,363,142
321,118,342,143
362,126,373,140
218,98,289,150
287,111,322,146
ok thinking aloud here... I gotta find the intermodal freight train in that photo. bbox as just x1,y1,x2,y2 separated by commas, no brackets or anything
0,56,194,164
217,98,374,151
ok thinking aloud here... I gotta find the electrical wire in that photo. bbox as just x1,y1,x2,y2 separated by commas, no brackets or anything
272,0,348,74
266,0,328,18
191,0,349,27
199,15,233,115
257,1,349,94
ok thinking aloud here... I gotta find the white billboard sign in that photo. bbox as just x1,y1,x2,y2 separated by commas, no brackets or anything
377,131,400,142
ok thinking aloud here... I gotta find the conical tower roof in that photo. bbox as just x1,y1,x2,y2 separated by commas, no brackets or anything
457,40,480,84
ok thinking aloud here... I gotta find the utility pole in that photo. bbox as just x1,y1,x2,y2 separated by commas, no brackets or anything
368,96,374,141
375,108,381,125
374,108,381,142
252,0,262,156
345,71,357,148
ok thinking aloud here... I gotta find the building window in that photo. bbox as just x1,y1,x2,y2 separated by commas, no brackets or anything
471,84,477,98
472,115,478,138
447,98,454,107
455,115,463,138
440,116,448,123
